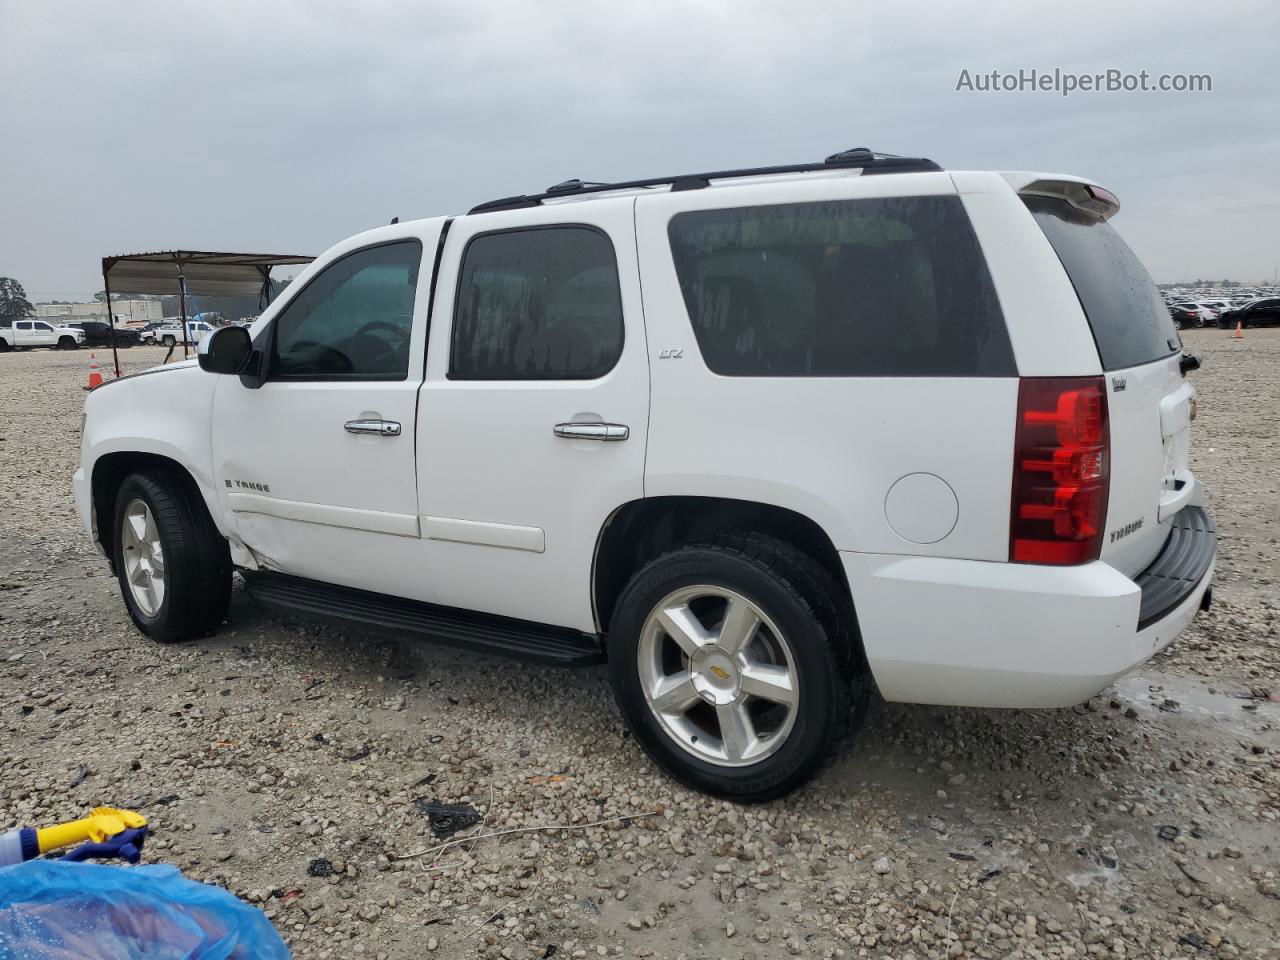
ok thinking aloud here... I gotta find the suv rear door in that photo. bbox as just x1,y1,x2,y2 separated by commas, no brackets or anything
1022,194,1193,576
416,197,648,632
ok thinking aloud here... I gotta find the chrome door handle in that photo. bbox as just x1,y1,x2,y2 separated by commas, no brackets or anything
344,419,401,437
554,422,629,441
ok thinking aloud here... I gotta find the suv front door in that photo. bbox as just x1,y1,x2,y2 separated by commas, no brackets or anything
417,198,649,631
212,224,443,601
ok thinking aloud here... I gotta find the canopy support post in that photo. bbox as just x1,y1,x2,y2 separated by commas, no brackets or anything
177,266,189,359
102,269,122,378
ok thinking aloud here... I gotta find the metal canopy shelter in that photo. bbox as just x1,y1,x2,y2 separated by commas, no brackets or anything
99,250,314,375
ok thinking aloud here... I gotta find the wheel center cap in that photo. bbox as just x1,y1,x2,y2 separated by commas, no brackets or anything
691,648,740,704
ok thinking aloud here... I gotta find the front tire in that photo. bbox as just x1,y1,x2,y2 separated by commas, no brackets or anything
608,533,866,801
58,336,78,349
112,469,231,642
162,335,176,347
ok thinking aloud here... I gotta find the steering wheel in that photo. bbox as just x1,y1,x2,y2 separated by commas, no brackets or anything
352,320,406,340
285,340,354,374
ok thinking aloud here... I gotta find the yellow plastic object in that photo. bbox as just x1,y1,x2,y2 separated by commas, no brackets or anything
36,807,148,855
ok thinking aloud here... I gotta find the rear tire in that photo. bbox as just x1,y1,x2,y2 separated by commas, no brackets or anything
608,532,867,801
112,469,231,643
0,339,10,352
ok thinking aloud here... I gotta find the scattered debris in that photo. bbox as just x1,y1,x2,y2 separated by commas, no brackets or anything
306,858,334,878
415,800,481,839
1158,825,1180,842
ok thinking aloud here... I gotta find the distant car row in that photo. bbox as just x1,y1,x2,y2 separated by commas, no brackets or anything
1,317,221,351
1165,296,1280,329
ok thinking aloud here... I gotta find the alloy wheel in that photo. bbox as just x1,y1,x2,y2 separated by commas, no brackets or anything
120,498,166,616
637,585,798,767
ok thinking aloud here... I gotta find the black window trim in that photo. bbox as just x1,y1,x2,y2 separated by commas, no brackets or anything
263,237,426,384
446,222,626,382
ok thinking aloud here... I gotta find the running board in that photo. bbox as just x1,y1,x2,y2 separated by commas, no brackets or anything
242,572,605,667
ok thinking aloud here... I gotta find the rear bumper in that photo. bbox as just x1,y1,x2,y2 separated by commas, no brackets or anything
843,508,1216,708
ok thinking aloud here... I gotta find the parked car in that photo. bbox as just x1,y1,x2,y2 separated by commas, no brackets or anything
1171,302,1217,328
67,321,140,348
143,320,214,347
1198,298,1234,316
1167,304,1202,329
74,150,1215,799
1217,297,1280,329
0,318,86,351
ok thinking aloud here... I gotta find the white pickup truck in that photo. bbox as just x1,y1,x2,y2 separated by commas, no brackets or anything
140,320,214,348
0,319,86,351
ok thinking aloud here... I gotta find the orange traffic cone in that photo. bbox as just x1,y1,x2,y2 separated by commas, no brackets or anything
1234,320,1243,339
85,353,103,390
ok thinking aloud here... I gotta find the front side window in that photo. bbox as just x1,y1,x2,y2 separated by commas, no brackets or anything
450,226,624,380
271,241,422,380
668,196,1014,377
34,322,53,332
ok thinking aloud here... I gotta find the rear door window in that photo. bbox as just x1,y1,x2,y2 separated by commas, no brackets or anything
450,226,624,380
667,195,1014,377
1024,197,1179,370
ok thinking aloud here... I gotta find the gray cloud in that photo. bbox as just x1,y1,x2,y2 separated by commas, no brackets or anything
2,0,1277,298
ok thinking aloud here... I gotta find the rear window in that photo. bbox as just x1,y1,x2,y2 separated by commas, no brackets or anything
667,195,1014,377
1024,197,1179,371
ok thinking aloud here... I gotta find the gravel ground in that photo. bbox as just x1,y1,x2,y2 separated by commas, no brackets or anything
1,334,1277,960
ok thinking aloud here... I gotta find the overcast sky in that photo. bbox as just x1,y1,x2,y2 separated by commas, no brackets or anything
2,0,1277,300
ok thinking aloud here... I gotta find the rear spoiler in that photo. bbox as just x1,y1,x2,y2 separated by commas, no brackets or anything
1017,178,1120,221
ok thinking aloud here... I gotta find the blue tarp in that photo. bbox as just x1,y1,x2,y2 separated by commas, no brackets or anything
0,860,290,959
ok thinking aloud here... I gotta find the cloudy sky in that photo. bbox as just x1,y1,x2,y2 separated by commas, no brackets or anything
2,0,1277,300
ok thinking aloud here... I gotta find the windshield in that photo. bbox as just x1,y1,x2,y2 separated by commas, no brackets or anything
1024,196,1179,370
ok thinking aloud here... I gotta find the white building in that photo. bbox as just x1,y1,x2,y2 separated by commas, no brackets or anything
35,300,164,325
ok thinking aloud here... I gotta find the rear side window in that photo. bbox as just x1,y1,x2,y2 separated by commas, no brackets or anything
451,226,624,380
667,196,1014,377
1024,197,1179,370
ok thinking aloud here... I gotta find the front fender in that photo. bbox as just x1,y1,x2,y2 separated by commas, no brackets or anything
80,363,226,539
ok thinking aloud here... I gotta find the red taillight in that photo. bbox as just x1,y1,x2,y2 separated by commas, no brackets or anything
1010,377,1109,565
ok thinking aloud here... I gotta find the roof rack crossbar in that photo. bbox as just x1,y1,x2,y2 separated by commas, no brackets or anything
468,148,941,214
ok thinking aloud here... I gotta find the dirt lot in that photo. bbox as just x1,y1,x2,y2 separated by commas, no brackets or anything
1,334,1277,959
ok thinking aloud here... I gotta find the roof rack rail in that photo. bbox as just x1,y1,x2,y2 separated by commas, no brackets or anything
468,147,941,214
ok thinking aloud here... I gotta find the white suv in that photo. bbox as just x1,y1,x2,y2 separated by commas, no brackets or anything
73,149,1215,799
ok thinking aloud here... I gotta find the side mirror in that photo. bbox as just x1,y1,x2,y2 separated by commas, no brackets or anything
198,326,253,375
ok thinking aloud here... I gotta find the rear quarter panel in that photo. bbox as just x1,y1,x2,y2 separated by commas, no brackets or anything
634,172,1020,561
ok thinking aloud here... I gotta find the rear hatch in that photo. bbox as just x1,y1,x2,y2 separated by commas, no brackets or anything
1023,193,1193,577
